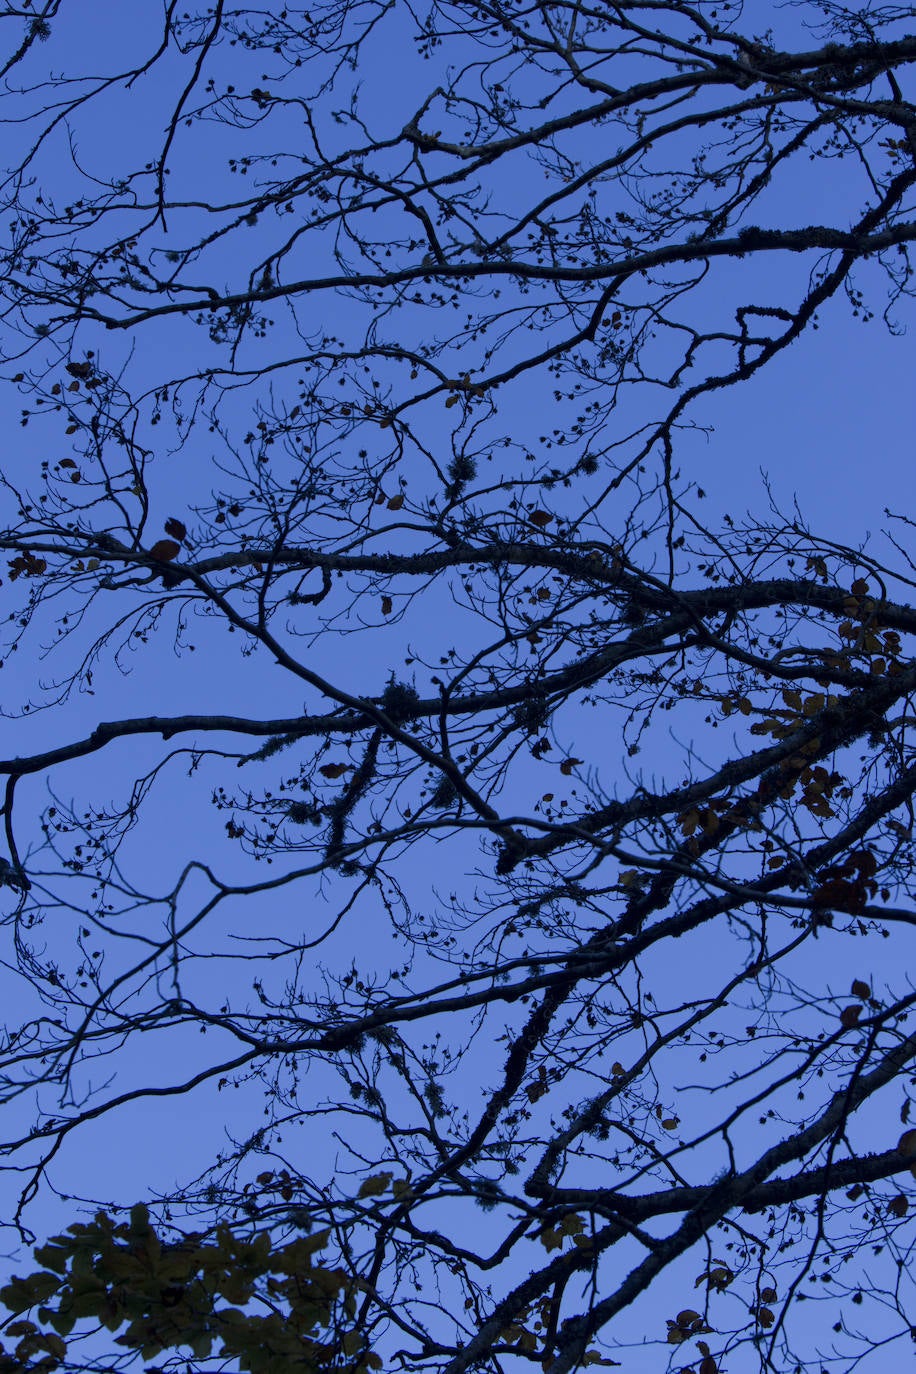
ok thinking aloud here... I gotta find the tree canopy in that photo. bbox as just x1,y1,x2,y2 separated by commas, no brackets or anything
0,1,915,1372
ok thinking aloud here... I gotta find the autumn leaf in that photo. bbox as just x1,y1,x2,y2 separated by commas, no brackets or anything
888,1194,908,1217
697,1265,733,1291
381,595,393,616
8,552,47,580
65,361,92,379
678,809,700,836
675,1310,702,1328
528,509,552,528
559,757,583,776
148,539,181,563
386,494,404,511
358,1171,393,1198
319,763,350,780
164,517,187,542
851,979,871,1000
839,1005,862,1029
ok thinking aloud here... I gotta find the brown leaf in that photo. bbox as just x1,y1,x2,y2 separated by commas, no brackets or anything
381,595,393,616
148,539,181,563
699,1357,718,1374
559,757,583,776
164,517,187,542
850,979,871,1000
319,763,350,780
839,1005,862,1029
675,1310,702,1329
386,493,405,511
65,361,93,379
888,1194,908,1217
8,553,48,580
528,509,552,528
898,1129,916,1156
760,1287,777,1303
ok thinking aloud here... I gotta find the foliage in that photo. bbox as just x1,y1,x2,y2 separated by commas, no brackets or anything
0,1204,374,1374
0,1,914,1373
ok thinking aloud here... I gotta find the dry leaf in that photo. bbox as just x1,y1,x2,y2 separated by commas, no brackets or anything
148,539,181,563
319,763,350,780
850,979,870,999
164,517,187,542
381,595,393,616
560,757,583,776
528,509,552,528
386,493,404,511
840,1005,862,1029
675,1310,701,1328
